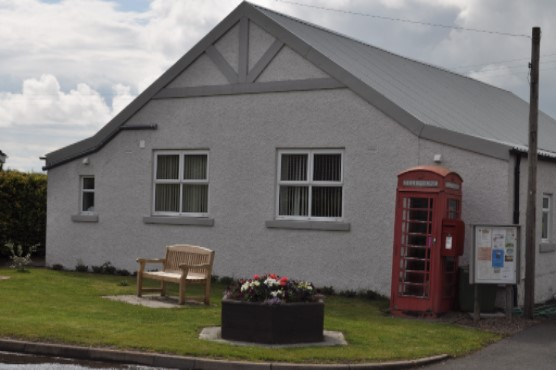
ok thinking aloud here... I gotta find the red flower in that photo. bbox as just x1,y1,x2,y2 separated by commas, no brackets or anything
269,273,277,279
253,274,260,280
279,276,288,286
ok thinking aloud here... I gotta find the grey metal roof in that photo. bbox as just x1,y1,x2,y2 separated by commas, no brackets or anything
43,1,556,169
254,4,556,158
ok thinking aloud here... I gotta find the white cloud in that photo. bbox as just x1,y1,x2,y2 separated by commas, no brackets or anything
0,74,134,129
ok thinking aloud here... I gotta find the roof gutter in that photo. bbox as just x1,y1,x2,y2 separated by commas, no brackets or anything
42,124,158,171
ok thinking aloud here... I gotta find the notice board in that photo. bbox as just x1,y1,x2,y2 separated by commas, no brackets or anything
471,225,520,284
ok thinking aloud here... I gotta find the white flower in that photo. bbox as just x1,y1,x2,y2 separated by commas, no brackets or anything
264,278,279,287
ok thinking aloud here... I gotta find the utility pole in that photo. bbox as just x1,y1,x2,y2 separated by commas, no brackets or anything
524,26,541,320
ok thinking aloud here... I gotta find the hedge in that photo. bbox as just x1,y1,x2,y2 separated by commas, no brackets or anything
0,170,47,256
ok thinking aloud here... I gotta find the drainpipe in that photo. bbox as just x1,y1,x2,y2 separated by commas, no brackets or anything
512,150,521,306
513,151,521,225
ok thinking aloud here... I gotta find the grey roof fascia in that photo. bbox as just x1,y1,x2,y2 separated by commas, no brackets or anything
43,4,251,170
154,78,343,99
420,125,510,160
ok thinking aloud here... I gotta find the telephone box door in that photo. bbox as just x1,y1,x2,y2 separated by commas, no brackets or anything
392,193,438,312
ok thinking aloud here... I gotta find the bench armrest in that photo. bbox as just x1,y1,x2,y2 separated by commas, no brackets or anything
178,262,212,269
136,258,166,274
137,258,166,264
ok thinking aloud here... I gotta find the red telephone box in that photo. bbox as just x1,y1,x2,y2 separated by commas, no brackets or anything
390,166,464,316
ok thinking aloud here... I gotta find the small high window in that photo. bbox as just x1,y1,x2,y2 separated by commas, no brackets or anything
542,194,551,242
153,151,209,216
277,150,343,220
80,176,95,213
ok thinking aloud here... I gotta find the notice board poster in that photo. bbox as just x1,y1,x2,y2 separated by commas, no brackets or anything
471,225,520,284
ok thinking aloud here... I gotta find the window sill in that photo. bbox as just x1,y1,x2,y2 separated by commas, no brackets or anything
265,219,350,231
539,243,556,253
71,214,99,223
143,216,214,226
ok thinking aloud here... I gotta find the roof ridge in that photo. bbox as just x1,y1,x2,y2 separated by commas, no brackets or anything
248,1,515,96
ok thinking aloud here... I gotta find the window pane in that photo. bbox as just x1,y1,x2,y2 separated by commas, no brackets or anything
182,184,208,213
280,154,307,181
312,186,342,217
156,155,179,180
543,196,550,209
184,155,207,180
82,177,95,190
447,199,458,219
154,184,180,212
313,154,341,182
279,186,308,216
82,192,94,212
542,212,549,239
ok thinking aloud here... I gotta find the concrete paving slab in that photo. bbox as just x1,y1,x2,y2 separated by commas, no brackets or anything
199,327,348,348
102,295,204,308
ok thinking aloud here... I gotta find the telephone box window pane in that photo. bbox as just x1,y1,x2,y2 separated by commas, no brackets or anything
409,210,429,221
156,155,179,180
154,184,180,212
448,199,459,219
312,186,342,217
410,198,429,209
408,222,427,234
408,235,427,246
280,154,308,181
313,154,341,181
279,186,308,216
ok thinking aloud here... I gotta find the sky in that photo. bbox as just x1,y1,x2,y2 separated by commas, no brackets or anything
1,0,555,172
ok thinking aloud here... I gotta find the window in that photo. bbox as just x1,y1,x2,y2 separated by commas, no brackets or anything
542,194,551,242
153,151,209,216
277,150,343,220
80,176,95,213
447,199,460,219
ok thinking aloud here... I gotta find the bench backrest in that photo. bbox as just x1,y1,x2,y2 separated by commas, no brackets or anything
164,244,214,277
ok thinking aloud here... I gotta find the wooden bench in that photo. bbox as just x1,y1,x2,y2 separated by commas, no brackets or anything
136,244,215,305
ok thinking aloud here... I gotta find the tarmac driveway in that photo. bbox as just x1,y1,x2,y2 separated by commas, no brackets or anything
421,318,556,370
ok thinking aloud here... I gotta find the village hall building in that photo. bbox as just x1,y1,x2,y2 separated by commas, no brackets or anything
44,2,556,305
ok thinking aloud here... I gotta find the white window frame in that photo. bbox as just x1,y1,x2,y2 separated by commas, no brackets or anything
542,193,551,242
153,150,209,217
80,176,95,214
276,149,344,221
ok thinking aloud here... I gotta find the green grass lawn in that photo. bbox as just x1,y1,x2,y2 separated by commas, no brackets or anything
0,268,499,364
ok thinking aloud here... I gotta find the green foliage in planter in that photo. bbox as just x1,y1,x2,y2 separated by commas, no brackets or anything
0,170,47,256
